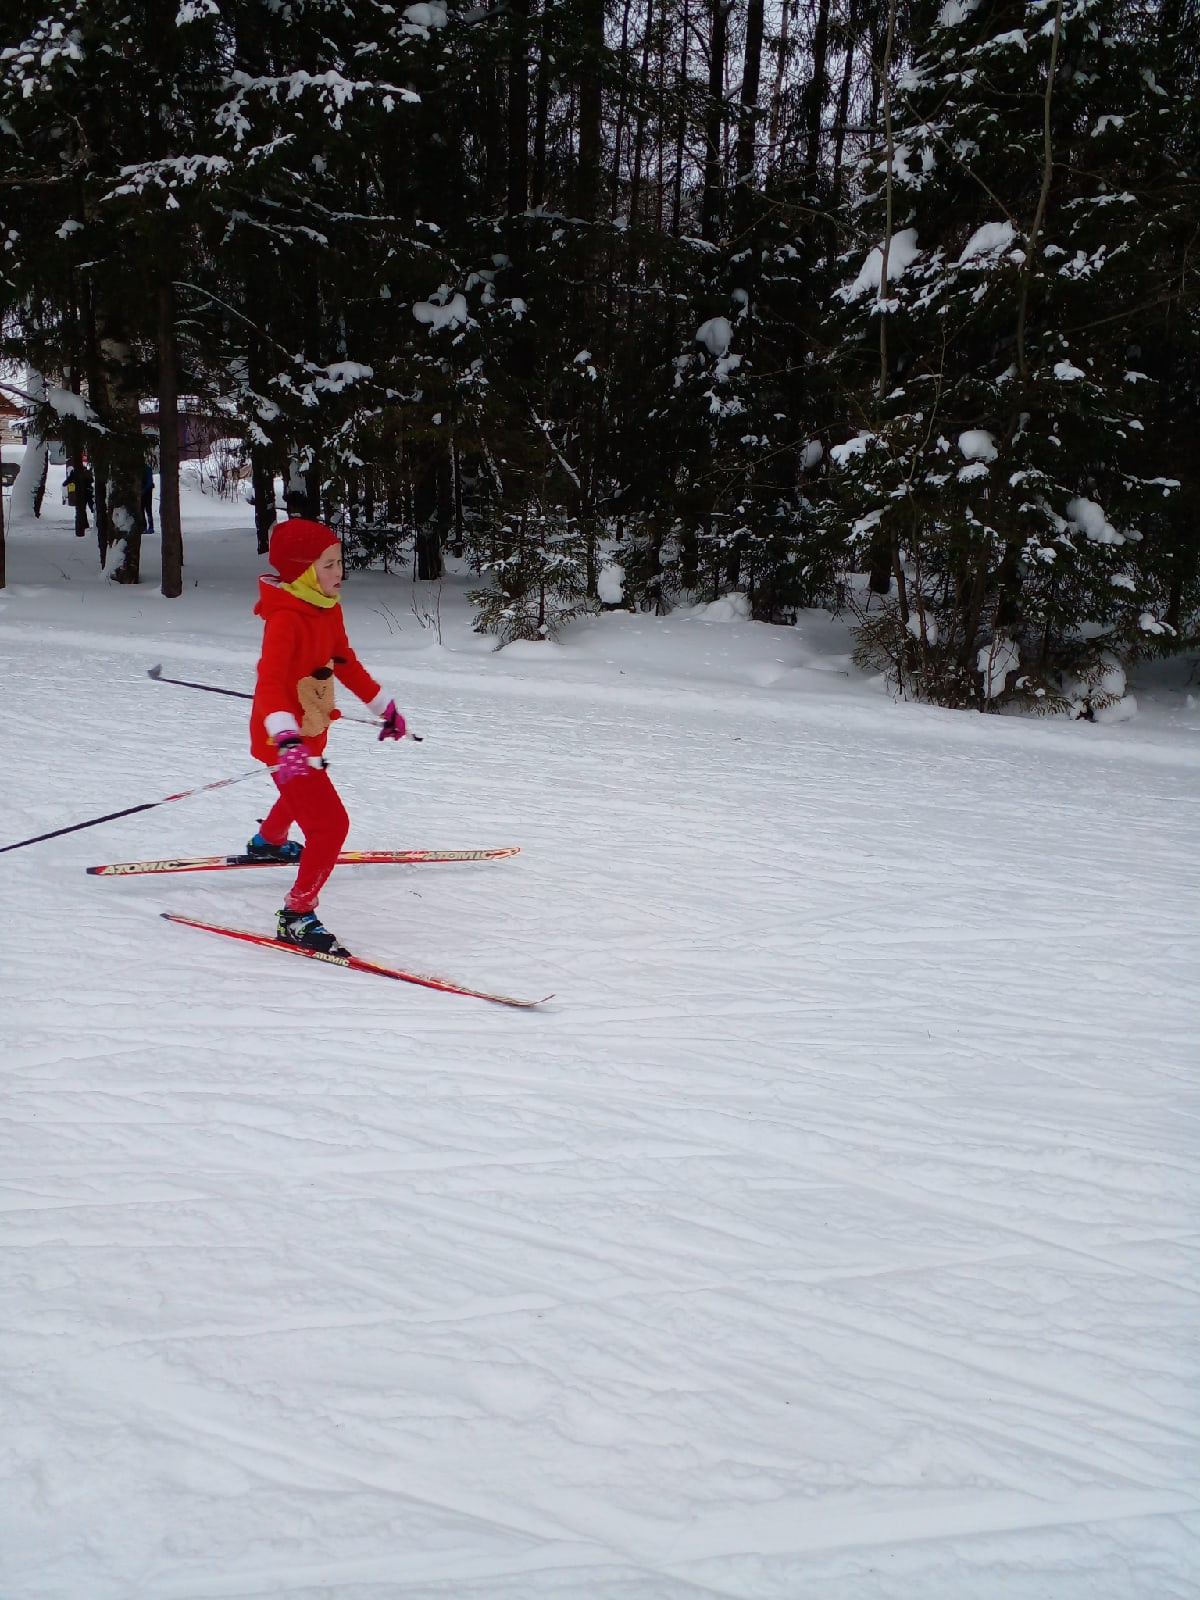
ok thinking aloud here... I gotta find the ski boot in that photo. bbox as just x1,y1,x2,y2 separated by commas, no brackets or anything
246,831,303,864
276,908,350,957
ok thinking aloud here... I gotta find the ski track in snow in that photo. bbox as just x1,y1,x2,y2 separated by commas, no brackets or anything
1,506,1199,1598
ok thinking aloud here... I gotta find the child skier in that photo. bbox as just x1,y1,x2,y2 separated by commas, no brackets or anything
248,518,406,956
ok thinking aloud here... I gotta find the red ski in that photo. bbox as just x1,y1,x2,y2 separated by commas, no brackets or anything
89,846,519,877
161,912,552,1009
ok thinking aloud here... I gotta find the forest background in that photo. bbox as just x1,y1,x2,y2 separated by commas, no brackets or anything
2,0,1198,712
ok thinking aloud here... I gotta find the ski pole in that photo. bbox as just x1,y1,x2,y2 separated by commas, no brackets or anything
147,663,252,700
0,758,325,855
147,665,422,739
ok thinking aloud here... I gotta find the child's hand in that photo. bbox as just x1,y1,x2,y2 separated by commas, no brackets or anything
377,700,407,742
274,735,311,783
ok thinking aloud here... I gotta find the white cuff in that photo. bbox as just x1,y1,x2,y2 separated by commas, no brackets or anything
368,691,394,716
265,711,302,742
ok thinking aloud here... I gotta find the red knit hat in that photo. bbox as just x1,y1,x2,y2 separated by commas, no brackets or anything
268,518,340,583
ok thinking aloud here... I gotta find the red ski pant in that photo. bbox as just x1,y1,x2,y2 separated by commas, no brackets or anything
259,768,349,914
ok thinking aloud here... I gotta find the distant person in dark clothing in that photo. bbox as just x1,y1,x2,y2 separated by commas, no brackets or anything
142,463,155,534
64,461,94,531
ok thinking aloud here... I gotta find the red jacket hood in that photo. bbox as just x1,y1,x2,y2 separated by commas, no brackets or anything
255,572,337,621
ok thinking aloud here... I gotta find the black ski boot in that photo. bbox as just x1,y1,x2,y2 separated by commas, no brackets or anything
246,831,303,864
276,909,350,957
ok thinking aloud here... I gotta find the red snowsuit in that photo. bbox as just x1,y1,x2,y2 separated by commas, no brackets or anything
251,576,381,913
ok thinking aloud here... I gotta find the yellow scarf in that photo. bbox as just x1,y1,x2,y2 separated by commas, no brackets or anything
282,565,340,609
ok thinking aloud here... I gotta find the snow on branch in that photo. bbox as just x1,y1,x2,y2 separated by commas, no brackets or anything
106,154,232,200
836,229,921,303
216,70,419,145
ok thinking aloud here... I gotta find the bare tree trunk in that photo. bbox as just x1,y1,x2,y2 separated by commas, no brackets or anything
876,0,898,403
576,0,605,221
157,281,183,598
507,0,531,218
733,0,765,237
865,0,899,597
700,0,730,242
609,0,636,218
81,283,109,566
251,449,276,553
1016,0,1064,380
656,3,667,229
68,365,89,539
246,322,276,553
531,0,553,208
872,16,888,143
479,0,504,209
832,0,859,202
628,0,654,242
803,0,831,186
304,449,324,523
93,301,145,585
672,0,690,235
451,440,464,558
765,0,794,177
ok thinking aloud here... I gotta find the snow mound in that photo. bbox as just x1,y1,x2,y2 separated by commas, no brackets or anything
1063,655,1135,721
978,637,1020,700
497,638,564,657
690,592,751,623
597,563,625,605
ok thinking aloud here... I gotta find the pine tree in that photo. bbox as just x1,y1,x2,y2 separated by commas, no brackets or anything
820,0,1197,707
470,500,596,643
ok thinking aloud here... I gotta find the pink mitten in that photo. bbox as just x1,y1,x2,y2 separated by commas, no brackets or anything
274,735,311,783
377,699,406,742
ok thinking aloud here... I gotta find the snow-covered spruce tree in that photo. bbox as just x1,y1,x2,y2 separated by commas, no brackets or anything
582,0,852,626
1,0,452,577
687,186,847,624
0,0,200,582
1123,0,1200,646
469,501,595,644
820,0,1193,708
186,0,452,545
603,212,832,625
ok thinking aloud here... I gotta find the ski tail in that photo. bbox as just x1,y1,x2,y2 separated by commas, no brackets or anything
160,912,552,1009
89,853,258,876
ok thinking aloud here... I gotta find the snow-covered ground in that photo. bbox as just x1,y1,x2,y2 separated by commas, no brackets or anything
2,469,1199,1599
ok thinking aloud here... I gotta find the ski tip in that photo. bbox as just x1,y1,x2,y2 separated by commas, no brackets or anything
147,663,163,680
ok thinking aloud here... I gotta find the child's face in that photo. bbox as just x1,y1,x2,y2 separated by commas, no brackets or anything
314,545,344,596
